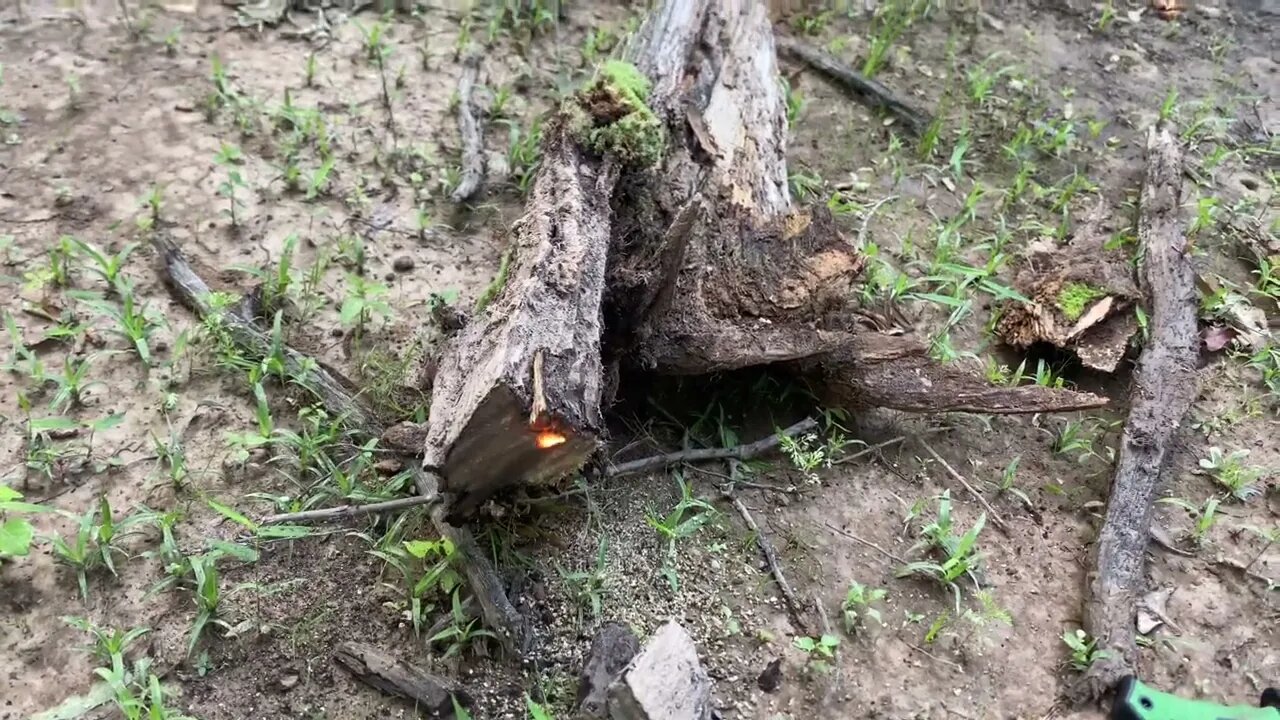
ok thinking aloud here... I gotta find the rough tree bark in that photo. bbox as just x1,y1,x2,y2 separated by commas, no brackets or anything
451,50,485,204
1073,126,1198,703
605,0,1107,412
424,120,618,522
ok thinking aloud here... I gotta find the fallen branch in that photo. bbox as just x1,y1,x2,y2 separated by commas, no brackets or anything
153,236,527,658
450,50,485,204
726,491,810,635
152,234,382,434
1072,126,1198,704
775,35,930,136
261,494,439,525
920,441,1009,536
608,418,818,478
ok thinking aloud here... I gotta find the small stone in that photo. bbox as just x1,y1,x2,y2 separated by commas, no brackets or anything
756,658,782,693
276,672,300,691
393,255,415,272
608,621,711,720
374,459,403,475
384,272,395,282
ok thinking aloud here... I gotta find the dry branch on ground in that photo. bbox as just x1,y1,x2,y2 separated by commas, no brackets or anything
1072,126,1199,704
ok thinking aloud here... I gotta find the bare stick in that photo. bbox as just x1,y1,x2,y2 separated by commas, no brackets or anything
831,426,953,466
152,234,383,434
814,592,842,706
608,418,818,478
451,50,485,203
261,494,440,525
919,441,1009,536
1072,126,1198,704
899,636,963,671
775,35,930,136
727,492,810,634
824,521,906,565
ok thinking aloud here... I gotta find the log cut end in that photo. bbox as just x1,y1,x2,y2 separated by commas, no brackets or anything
442,386,599,520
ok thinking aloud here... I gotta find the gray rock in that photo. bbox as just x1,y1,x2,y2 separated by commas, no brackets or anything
608,621,711,720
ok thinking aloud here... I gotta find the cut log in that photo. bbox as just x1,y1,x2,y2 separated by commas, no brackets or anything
1072,126,1198,704
334,641,472,714
429,0,1108,521
424,116,618,521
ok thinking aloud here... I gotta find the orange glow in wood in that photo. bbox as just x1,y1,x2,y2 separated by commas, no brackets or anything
536,431,567,449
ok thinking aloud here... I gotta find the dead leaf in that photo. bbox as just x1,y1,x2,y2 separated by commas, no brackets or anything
1203,325,1236,352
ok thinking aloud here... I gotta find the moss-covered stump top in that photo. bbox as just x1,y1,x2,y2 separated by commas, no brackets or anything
570,60,665,167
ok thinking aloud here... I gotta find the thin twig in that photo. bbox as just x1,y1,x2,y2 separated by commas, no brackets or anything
831,426,952,466
261,494,440,525
899,636,963,670
855,195,897,250
920,441,1010,535
814,592,842,706
726,491,810,635
823,522,906,565
1148,524,1195,557
608,418,818,478
687,465,801,494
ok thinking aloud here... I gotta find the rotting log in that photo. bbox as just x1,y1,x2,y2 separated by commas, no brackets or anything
1072,126,1198,704
603,0,1108,414
996,202,1141,373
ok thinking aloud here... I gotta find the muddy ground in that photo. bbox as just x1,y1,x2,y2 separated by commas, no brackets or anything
0,0,1276,719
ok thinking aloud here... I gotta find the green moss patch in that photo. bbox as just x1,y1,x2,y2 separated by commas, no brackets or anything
1057,282,1108,321
573,60,665,167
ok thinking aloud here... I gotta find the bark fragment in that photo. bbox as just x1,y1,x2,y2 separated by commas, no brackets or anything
334,642,471,714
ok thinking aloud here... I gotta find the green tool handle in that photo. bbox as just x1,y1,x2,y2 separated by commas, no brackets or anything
1111,676,1280,720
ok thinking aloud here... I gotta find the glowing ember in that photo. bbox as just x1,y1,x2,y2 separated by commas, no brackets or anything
536,431,567,449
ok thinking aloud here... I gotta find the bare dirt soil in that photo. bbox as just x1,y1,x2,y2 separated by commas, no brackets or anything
0,1,1276,719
